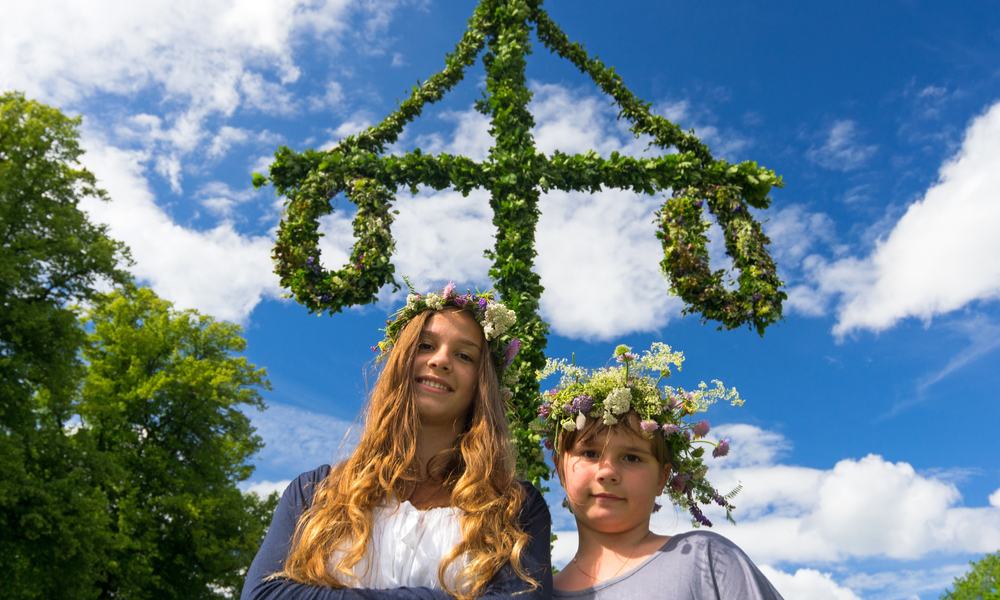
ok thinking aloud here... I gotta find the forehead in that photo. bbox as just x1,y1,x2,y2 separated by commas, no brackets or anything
577,427,655,455
421,310,483,347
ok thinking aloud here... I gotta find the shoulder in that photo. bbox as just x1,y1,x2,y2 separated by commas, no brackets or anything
281,464,333,511
516,481,551,520
660,531,784,599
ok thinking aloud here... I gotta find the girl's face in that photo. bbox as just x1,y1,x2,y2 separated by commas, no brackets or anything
558,429,670,535
411,310,483,428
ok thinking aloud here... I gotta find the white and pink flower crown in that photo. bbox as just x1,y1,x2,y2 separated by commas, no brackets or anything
375,281,521,401
534,343,742,527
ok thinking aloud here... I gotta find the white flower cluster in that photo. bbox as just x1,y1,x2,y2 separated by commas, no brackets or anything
424,293,445,310
405,293,420,311
602,387,632,425
636,342,685,376
482,303,516,340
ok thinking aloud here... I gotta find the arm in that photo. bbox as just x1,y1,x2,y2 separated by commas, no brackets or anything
240,467,452,600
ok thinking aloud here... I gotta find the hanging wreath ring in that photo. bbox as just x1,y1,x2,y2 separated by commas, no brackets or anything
272,164,400,315
655,183,786,335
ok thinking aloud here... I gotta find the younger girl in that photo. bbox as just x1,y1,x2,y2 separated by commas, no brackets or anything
242,286,551,600
537,344,783,600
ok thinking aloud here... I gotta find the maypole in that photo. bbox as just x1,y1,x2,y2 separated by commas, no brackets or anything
258,0,786,488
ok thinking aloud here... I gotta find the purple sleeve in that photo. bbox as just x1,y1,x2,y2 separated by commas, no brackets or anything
240,466,552,600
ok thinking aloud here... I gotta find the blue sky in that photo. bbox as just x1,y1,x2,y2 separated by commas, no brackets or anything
4,1,1000,598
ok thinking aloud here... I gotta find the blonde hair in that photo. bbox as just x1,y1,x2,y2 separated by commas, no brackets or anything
279,308,537,599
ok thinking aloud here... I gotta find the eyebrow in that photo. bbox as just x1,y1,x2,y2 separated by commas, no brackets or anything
419,330,482,351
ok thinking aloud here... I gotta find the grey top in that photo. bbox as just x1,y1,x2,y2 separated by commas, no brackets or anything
553,531,783,600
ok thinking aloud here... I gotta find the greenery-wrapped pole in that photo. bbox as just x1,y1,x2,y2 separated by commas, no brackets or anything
258,0,787,489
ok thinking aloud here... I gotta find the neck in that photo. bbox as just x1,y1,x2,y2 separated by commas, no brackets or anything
574,518,655,564
415,420,463,477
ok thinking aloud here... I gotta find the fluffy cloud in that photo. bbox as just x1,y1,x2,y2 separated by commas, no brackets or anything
651,425,1000,566
759,567,863,600
828,101,1000,336
80,135,281,323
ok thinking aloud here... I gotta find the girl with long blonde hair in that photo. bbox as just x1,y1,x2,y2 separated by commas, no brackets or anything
241,286,551,600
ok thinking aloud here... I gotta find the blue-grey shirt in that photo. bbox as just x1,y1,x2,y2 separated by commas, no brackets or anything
553,531,783,600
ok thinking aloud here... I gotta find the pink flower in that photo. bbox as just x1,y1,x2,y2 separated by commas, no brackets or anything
443,281,456,297
694,420,710,437
713,438,730,458
662,424,680,435
640,420,658,433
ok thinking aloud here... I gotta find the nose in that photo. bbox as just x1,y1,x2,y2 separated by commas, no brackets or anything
427,345,452,371
595,456,619,483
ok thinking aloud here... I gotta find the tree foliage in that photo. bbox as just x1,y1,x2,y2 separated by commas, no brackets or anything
0,90,132,600
79,286,278,599
942,551,1000,600
1,92,277,599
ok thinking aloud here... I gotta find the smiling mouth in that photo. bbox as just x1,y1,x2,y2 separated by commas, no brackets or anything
417,378,452,392
592,493,624,501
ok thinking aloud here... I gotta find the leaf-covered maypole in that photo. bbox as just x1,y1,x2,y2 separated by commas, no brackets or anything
257,0,787,488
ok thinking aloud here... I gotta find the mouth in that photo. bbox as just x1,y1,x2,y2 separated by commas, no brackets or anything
591,493,624,501
416,377,452,392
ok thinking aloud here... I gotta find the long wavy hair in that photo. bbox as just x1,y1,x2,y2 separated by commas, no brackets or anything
279,308,536,599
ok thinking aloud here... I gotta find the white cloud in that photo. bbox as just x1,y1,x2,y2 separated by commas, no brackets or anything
247,403,358,475
208,126,252,159
760,567,863,600
649,425,1000,566
80,135,281,323
535,188,683,340
240,479,292,498
823,101,1000,336
807,120,878,171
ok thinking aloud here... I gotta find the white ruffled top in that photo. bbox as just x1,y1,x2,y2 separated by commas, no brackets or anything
327,499,466,591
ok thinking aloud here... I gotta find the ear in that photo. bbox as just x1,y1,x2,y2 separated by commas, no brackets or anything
655,462,671,496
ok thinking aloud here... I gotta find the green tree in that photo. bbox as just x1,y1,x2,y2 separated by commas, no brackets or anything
78,286,278,599
942,551,1000,600
1,91,131,599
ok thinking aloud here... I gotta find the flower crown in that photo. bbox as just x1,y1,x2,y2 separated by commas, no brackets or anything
534,343,743,527
375,281,521,400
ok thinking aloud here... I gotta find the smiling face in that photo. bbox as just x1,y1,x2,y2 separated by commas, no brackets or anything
558,426,670,536
410,309,484,429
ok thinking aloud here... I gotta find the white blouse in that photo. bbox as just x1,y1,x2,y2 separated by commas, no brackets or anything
327,499,467,591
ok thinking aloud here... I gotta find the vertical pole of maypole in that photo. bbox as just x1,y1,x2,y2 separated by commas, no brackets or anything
481,0,550,487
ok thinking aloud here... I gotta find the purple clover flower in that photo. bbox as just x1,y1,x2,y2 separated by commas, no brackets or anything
501,338,521,370
538,404,551,419
543,437,554,450
640,420,658,433
662,424,680,435
615,352,638,363
713,438,730,458
478,297,488,311
694,420,711,437
571,394,594,414
670,474,691,493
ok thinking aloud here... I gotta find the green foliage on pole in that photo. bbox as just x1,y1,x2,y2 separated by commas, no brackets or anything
258,0,787,487
941,551,1000,600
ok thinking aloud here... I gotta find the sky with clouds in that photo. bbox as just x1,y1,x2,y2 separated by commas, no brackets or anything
4,1,1000,598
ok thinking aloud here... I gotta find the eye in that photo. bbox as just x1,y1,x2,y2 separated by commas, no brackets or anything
623,454,643,463
580,449,600,459
457,351,474,362
417,341,434,351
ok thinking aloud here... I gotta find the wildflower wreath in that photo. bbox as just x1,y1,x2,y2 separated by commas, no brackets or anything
375,282,522,400
534,343,742,527
258,0,786,487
